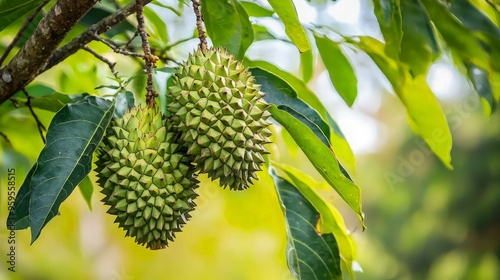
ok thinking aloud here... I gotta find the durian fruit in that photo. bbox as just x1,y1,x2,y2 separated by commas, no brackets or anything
95,105,199,250
168,48,272,190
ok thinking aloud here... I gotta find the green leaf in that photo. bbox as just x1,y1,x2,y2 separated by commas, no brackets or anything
240,1,274,17
201,0,254,60
280,105,330,147
250,67,331,144
353,36,453,168
372,0,402,59
114,91,135,118
247,60,327,120
252,24,276,41
270,168,341,280
327,114,356,174
18,93,76,112
233,0,255,58
248,61,356,171
8,96,115,243
400,0,439,76
0,0,44,32
300,50,314,83
420,0,491,71
269,105,365,227
465,62,495,114
144,6,169,48
78,176,93,210
314,35,357,106
450,0,500,41
267,0,311,52
273,163,358,279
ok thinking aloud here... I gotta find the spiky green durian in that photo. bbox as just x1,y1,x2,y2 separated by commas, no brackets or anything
95,105,198,250
168,48,272,191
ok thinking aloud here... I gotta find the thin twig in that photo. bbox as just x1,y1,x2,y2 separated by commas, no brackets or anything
192,0,207,52
124,31,140,49
82,46,119,79
22,89,46,144
136,0,158,107
0,1,48,66
91,33,145,58
0,131,11,145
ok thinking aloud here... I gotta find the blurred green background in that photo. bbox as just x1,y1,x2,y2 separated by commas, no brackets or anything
1,0,500,279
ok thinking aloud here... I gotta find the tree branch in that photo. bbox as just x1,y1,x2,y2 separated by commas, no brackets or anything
42,0,152,73
192,0,207,52
0,0,153,105
0,0,99,104
136,0,158,107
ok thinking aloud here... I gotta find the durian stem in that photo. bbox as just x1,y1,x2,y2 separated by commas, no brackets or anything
192,0,208,53
135,0,158,107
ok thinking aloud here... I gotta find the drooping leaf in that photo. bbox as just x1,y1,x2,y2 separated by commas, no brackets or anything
247,60,328,121
420,0,491,71
279,105,330,147
201,0,254,60
250,67,333,149
0,0,45,32
267,0,311,52
270,168,342,280
78,175,93,210
353,36,453,169
273,163,358,279
400,0,439,76
240,1,274,17
114,91,135,118
465,62,495,114
269,105,365,226
314,35,357,106
248,62,355,171
372,0,402,59
8,96,115,243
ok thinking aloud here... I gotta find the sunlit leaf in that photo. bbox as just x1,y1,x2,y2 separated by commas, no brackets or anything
201,0,254,60
300,50,314,83
273,163,358,279
267,0,311,52
270,168,342,280
252,24,276,41
240,1,274,17
7,96,115,243
314,35,357,106
78,175,93,211
269,105,365,226
353,36,453,169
